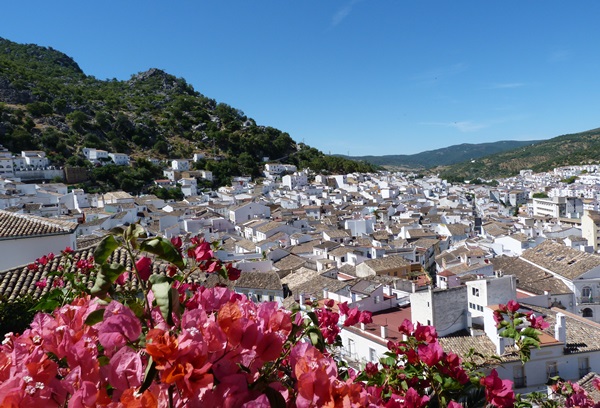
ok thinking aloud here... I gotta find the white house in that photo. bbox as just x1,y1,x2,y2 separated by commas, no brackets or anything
0,210,78,271
171,159,190,171
108,153,130,166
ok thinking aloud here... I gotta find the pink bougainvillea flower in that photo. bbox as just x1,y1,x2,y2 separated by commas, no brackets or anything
417,341,444,367
526,312,550,330
413,323,438,343
398,319,414,336
171,236,182,249
98,301,142,356
107,346,143,396
36,255,48,266
506,299,520,313
135,256,153,281
359,310,373,324
480,369,515,408
226,264,241,281
194,241,213,262
35,279,47,289
116,271,129,286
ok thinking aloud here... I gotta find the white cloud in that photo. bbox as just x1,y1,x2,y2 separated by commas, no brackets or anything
420,120,486,133
331,0,362,27
549,49,569,62
490,82,525,89
421,114,527,133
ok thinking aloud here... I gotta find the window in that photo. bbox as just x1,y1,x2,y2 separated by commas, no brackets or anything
348,339,355,357
513,365,526,388
582,286,593,303
583,308,594,318
472,287,480,297
546,362,559,379
579,357,590,378
369,348,377,362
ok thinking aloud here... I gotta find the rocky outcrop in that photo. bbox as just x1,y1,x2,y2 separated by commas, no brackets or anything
0,77,35,104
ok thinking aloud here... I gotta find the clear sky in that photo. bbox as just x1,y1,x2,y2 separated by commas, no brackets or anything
2,1,600,156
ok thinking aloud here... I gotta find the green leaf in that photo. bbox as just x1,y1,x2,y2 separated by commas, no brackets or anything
98,356,110,367
123,223,147,250
500,327,517,339
306,311,319,326
140,237,185,270
265,386,287,408
150,274,175,325
91,263,125,299
94,235,120,265
138,357,157,394
84,308,105,326
520,327,539,338
31,299,60,312
109,226,124,235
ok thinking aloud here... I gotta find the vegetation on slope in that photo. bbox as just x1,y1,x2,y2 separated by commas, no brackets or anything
343,140,541,169
0,37,375,190
439,128,600,181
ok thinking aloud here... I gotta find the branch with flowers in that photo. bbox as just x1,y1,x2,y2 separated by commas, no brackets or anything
0,223,597,407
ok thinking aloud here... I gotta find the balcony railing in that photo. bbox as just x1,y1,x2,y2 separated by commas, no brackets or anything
577,297,600,305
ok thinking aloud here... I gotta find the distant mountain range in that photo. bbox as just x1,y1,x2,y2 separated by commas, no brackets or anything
339,126,600,181
338,140,542,169
438,127,600,181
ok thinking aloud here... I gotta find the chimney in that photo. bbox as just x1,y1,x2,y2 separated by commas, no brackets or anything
360,322,366,331
555,312,566,343
496,335,506,355
299,293,305,307
380,325,387,338
323,288,329,299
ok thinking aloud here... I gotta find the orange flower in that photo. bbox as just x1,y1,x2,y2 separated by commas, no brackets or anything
120,388,158,408
145,329,178,365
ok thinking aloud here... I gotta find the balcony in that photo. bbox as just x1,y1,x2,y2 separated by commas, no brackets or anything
577,297,600,305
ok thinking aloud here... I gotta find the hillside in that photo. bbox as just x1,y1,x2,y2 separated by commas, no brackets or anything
341,140,541,169
438,128,600,181
0,37,375,190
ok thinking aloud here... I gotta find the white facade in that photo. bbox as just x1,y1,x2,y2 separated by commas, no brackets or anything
172,159,190,171
0,231,77,271
108,153,130,166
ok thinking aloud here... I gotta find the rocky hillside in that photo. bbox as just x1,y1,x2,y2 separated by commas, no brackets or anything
0,37,375,188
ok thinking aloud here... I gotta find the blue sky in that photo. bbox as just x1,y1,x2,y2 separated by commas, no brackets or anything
2,1,600,156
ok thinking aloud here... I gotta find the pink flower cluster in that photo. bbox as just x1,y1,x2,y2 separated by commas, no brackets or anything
0,287,377,406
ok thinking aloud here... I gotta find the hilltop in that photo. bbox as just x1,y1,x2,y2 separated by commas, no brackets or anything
0,37,375,189
340,139,541,169
437,127,600,181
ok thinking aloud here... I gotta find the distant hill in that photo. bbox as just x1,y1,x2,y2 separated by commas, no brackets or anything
438,127,600,181
340,140,542,169
0,37,376,191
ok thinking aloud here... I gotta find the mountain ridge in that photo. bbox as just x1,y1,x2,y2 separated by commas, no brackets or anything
338,139,543,169
0,37,376,191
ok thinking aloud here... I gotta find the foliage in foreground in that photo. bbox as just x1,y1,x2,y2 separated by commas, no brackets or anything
0,224,599,407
